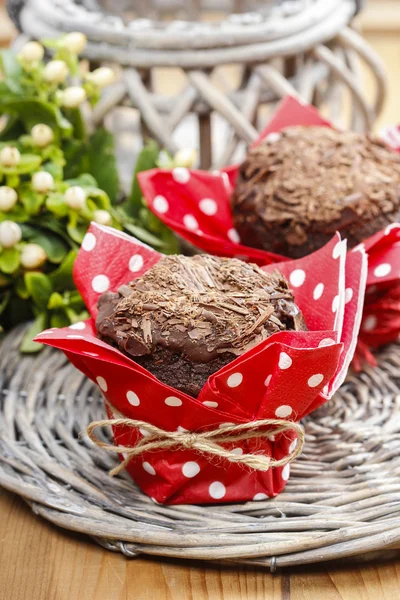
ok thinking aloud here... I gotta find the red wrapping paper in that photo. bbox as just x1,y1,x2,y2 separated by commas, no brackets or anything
138,96,400,356
35,223,366,505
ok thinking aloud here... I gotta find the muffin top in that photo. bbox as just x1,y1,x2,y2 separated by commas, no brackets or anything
96,254,306,363
233,126,400,242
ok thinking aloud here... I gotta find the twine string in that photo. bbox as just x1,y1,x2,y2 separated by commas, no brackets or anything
87,408,304,477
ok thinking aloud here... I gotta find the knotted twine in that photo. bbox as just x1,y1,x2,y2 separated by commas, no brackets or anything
87,401,304,476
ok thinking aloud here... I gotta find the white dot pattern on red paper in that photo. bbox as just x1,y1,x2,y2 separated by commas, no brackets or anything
275,405,293,418
332,239,345,259
345,288,353,304
96,376,108,391
69,321,85,330
307,373,324,388
182,461,200,478
66,334,85,340
143,462,156,475
313,283,324,300
172,167,190,183
92,274,110,293
183,214,199,231
227,372,243,388
374,263,392,278
153,195,169,213
129,254,144,273
253,493,268,501
165,396,183,407
209,481,226,499
203,401,218,408
332,295,339,313
289,439,298,454
319,338,336,347
281,464,290,481
363,314,377,331
199,198,218,215
289,269,306,288
264,374,272,387
278,352,292,369
126,390,140,406
227,228,240,243
228,448,243,462
82,232,96,251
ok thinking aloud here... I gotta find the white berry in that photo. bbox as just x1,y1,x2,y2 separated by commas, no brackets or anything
20,243,47,269
93,209,112,225
64,186,86,210
31,124,54,147
0,146,20,167
62,32,87,55
87,67,115,88
0,220,22,248
61,86,87,108
32,171,54,193
173,147,197,169
18,41,44,63
44,60,69,84
0,187,18,212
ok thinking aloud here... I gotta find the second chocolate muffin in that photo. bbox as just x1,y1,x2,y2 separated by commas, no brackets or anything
96,255,306,397
232,126,400,258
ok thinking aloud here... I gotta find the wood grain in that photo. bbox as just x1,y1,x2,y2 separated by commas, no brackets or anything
2,490,400,600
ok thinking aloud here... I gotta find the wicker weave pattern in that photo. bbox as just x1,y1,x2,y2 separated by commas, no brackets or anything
0,325,400,568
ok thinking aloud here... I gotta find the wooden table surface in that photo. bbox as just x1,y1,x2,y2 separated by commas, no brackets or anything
1,489,400,600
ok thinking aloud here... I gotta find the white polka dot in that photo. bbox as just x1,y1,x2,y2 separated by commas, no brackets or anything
96,376,108,391
69,321,85,330
281,464,290,481
266,132,281,143
289,269,306,288
143,462,156,475
177,426,188,433
278,352,292,370
153,195,169,214
289,438,298,454
374,263,392,278
318,338,336,347
66,334,85,340
307,373,324,388
92,274,110,293
183,214,199,231
209,481,226,499
264,374,272,387
126,390,140,406
182,461,200,478
227,372,243,388
229,447,243,459
203,401,218,408
332,295,340,313
313,283,324,300
82,232,96,252
227,228,240,243
139,427,152,438
333,239,345,259
165,396,182,407
275,405,293,418
354,243,365,253
172,167,190,183
199,198,218,215
363,314,377,332
253,492,268,501
345,288,353,304
129,254,144,272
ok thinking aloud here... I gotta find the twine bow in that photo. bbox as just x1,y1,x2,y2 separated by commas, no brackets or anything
87,408,304,476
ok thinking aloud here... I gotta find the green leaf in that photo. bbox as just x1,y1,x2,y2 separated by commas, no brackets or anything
64,108,86,140
50,311,70,329
0,153,42,176
123,222,165,248
49,250,77,290
19,186,43,215
47,291,64,310
124,140,159,217
0,204,29,223
31,215,75,246
20,224,69,263
43,161,63,180
0,247,20,274
67,220,87,244
88,128,119,202
62,139,89,179
20,313,48,353
15,276,29,299
0,50,23,94
65,173,97,188
0,97,72,137
0,291,10,315
46,192,68,217
24,272,53,311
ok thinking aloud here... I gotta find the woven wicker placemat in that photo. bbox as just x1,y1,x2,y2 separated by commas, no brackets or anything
1,325,400,570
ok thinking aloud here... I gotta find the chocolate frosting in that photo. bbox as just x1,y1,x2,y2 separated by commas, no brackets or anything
96,254,306,364
232,126,400,256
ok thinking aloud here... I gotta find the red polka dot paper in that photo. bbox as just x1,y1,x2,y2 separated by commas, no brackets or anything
35,223,366,505
138,96,400,359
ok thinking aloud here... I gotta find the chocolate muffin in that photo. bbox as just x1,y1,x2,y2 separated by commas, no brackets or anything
96,255,306,397
232,126,400,258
